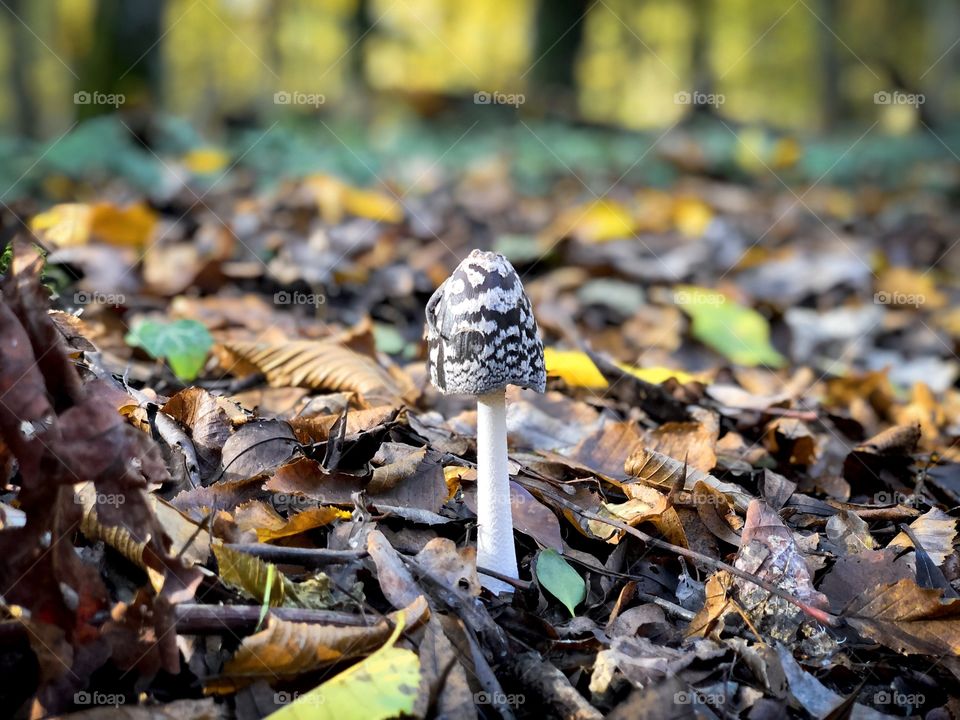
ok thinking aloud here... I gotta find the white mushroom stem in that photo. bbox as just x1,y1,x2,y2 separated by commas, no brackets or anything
475,389,518,594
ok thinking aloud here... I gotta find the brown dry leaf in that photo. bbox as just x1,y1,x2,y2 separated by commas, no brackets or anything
267,450,448,514
289,405,400,443
764,417,817,466
219,418,298,483
214,339,412,405
414,616,478,719
589,484,687,547
234,500,286,537
646,418,718,473
367,529,422,609
563,420,644,482
625,447,753,512
686,570,735,639
734,500,829,643
207,595,429,693
162,387,239,478
412,538,481,596
692,480,742,546
855,423,921,455
369,443,428,494
845,578,960,655
888,508,957,566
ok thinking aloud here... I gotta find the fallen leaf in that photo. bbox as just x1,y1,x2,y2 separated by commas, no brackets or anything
208,596,428,692
536,548,586,616
845,578,960,656
265,608,421,720
888,508,957,566
675,286,786,367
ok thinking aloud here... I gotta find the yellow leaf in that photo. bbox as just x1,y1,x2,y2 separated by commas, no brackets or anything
342,187,404,223
182,146,230,175
544,348,697,389
31,203,93,247
672,196,713,238
90,202,158,247
213,543,287,606
266,609,421,720
553,199,635,243
772,136,802,169
304,175,403,224
256,506,350,542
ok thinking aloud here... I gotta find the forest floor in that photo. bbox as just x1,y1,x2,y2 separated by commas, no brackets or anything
2,118,960,719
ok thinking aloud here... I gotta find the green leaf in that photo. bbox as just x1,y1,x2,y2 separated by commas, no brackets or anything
674,285,786,368
266,610,420,720
536,549,585,617
125,318,213,381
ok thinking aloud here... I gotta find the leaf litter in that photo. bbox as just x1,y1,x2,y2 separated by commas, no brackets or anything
2,146,960,720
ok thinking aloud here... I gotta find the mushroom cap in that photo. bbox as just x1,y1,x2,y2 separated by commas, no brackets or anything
425,249,546,395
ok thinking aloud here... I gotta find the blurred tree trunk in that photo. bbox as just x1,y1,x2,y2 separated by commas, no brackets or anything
817,0,842,130
5,0,38,138
687,0,716,123
925,0,960,127
532,0,587,113
78,0,165,130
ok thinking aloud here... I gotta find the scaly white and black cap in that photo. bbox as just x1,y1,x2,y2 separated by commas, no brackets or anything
426,249,546,395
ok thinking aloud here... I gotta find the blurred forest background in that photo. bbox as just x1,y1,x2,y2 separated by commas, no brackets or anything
2,0,957,133
1,0,958,199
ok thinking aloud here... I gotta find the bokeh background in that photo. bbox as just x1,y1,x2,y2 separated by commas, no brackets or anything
0,0,957,198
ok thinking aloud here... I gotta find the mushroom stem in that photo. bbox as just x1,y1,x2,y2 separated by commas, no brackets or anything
475,389,518,594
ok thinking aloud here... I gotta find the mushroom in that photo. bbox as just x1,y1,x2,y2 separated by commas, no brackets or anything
425,249,546,594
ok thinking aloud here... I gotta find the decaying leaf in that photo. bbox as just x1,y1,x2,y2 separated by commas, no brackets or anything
625,447,753,512
888,507,957,566
214,339,413,405
265,608,421,720
208,596,428,692
845,578,960,655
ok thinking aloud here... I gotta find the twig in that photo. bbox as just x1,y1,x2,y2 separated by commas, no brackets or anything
511,651,603,720
477,565,532,591
173,603,374,633
535,486,840,628
224,543,367,567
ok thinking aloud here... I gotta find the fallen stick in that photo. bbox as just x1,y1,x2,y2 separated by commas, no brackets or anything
535,486,839,628
173,603,375,633
224,543,367,567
